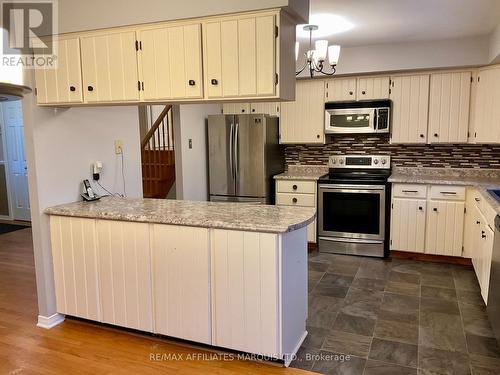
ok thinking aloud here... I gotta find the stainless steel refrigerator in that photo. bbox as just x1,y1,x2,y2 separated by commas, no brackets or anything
208,114,283,204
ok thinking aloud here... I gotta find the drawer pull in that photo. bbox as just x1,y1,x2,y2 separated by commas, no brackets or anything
69,86,76,92
87,85,94,91
292,184,298,190
292,198,298,203
440,191,457,195
211,79,218,85
477,220,481,225
188,79,196,86
402,190,418,193
475,197,481,202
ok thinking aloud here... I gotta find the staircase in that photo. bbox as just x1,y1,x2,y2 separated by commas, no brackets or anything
141,105,175,199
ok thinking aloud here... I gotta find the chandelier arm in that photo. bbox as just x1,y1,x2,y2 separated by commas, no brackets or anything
295,60,309,76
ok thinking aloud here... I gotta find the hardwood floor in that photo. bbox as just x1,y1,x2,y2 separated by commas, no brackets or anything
0,228,311,375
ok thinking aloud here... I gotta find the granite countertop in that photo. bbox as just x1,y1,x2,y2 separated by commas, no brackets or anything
44,197,316,234
389,167,500,215
274,165,328,181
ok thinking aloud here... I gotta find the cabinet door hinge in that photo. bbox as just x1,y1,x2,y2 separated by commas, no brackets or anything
275,73,279,85
474,131,477,138
275,25,279,38
34,87,37,96
471,76,473,83
139,41,142,50
135,40,139,51
137,81,141,91
389,88,392,95
391,203,394,209
141,81,144,91
464,207,467,214
478,76,481,82
390,239,393,245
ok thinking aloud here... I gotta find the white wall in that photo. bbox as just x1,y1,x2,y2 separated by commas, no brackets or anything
57,0,308,34
173,104,221,201
298,36,490,77
22,72,143,319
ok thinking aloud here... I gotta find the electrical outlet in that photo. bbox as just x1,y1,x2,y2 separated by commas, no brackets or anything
114,140,123,154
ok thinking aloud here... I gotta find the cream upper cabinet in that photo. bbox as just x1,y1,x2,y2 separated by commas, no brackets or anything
81,30,140,103
203,13,277,99
222,103,251,114
325,78,357,101
280,79,325,144
250,102,280,116
390,198,427,253
357,76,390,100
138,23,203,100
35,37,83,104
473,67,500,144
428,72,471,143
390,74,430,144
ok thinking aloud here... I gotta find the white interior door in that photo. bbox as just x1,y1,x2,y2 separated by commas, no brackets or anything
2,101,30,221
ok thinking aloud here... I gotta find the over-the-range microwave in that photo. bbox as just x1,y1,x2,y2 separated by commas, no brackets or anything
325,100,391,134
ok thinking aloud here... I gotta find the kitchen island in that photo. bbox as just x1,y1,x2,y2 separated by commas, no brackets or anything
45,197,315,365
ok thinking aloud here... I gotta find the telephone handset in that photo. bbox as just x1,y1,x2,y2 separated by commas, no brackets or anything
81,179,100,201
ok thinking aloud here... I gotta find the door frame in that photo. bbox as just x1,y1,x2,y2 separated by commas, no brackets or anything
0,104,13,220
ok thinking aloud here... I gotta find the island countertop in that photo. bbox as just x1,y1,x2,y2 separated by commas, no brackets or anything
44,197,316,234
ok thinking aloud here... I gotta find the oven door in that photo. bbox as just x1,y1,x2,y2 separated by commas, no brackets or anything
318,184,386,241
325,108,376,134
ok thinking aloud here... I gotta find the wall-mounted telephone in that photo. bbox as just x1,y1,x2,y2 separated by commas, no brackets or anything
81,179,100,201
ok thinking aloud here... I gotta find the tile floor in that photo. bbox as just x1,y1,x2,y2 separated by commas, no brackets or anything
290,252,500,375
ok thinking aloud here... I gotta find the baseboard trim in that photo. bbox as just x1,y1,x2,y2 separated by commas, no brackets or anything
37,313,65,329
391,250,473,266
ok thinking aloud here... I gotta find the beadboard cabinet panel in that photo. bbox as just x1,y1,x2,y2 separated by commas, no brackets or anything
390,75,430,144
425,200,465,257
428,72,471,143
250,102,280,116
280,80,325,144
390,198,427,253
35,38,83,104
325,78,357,101
152,225,211,344
96,220,153,332
357,76,390,100
49,216,100,321
222,103,251,114
81,31,140,103
138,23,203,100
211,229,279,356
474,67,500,144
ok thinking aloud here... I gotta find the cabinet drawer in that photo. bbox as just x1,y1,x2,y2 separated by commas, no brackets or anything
276,193,315,207
429,185,466,201
393,184,427,199
276,180,316,194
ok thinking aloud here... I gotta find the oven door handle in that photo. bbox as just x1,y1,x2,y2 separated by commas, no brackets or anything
319,184,386,192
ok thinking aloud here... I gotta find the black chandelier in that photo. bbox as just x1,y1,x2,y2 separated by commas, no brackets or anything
295,25,341,78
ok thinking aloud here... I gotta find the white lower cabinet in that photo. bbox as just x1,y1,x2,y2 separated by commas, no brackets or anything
152,225,211,344
211,229,280,355
390,198,427,253
276,179,317,243
96,220,153,331
390,184,465,257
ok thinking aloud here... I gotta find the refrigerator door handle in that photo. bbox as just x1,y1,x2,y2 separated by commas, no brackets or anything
229,121,234,179
234,121,239,181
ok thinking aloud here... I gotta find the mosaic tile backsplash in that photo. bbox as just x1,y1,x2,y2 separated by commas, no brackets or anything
284,135,500,169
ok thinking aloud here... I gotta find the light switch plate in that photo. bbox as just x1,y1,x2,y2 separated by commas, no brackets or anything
114,140,123,154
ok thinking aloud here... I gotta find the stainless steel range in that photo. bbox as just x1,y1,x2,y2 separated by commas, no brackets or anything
318,155,392,258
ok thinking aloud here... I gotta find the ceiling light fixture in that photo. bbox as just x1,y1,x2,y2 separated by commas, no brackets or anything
295,25,341,78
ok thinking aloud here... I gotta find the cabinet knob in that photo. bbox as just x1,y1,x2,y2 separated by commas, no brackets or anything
69,86,76,92
211,79,218,85
433,207,438,212
418,206,423,211
349,91,354,95
292,197,298,203
420,134,425,138
317,134,321,139
477,220,481,224
87,86,94,92
362,91,366,95
188,80,196,86
434,133,438,137
241,109,245,113
292,184,298,190
252,108,256,112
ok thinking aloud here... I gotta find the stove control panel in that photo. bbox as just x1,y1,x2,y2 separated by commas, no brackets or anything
328,155,391,169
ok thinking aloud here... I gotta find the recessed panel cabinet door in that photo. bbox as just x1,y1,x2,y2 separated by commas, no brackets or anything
390,75,430,144
35,38,83,104
390,198,427,253
139,24,203,100
204,14,276,98
152,225,211,344
81,31,139,102
428,72,471,143
97,220,153,332
280,80,325,144
425,201,465,257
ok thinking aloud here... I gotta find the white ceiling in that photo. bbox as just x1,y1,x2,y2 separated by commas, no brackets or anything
299,0,500,46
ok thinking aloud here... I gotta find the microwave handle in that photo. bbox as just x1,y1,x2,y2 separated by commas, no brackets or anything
373,108,379,130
